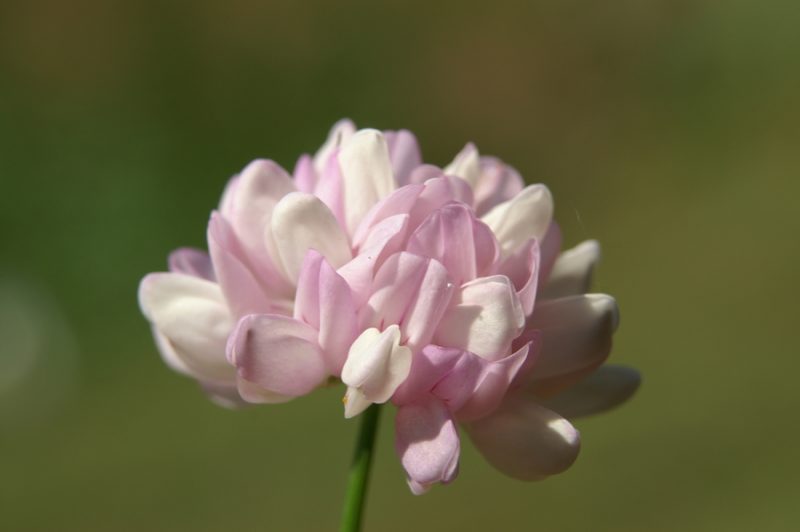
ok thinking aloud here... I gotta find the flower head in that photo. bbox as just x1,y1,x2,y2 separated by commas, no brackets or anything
138,119,639,492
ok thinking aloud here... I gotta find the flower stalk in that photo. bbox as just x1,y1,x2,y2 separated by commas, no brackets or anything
340,404,382,532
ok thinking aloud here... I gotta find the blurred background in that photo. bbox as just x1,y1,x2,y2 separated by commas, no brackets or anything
1,1,798,530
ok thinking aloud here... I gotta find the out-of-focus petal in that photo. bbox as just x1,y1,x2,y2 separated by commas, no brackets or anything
528,294,619,380
269,192,352,283
444,143,480,187
365,252,455,352
313,148,347,229
496,238,540,316
295,251,358,374
468,398,580,480
168,247,215,281
539,240,601,300
236,377,294,405
395,399,460,494
384,129,422,186
539,365,640,419
407,202,499,286
434,275,524,361
338,129,396,234
292,154,317,194
341,326,412,418
313,118,356,174
138,273,235,382
473,156,525,217
481,184,553,256
538,221,563,284
227,314,328,397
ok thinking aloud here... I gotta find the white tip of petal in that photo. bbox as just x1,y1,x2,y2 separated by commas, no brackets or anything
343,386,373,419
444,143,481,187
540,240,601,300
481,184,554,256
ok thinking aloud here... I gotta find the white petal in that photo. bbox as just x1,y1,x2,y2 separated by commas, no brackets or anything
338,129,397,234
313,119,356,174
269,192,352,282
539,365,640,419
443,143,480,187
540,240,601,299
341,325,412,418
529,294,619,380
138,273,235,382
468,398,580,480
481,184,553,255
434,276,525,361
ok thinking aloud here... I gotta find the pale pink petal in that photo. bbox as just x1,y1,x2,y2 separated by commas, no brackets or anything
313,118,356,174
481,184,553,256
365,253,455,352
313,148,347,228
408,176,474,230
138,273,235,382
539,365,640,419
473,156,525,217
407,164,444,185
434,275,525,361
168,247,215,281
395,400,460,494
236,376,294,404
208,212,279,317
497,238,540,316
337,214,409,305
527,294,619,381
384,129,422,186
538,221,562,284
540,240,601,300
292,154,317,194
455,343,530,422
443,142,480,187
392,345,467,406
295,251,358,374
269,192,352,283
407,202,499,286
468,398,580,480
338,129,396,234
227,314,328,396
352,184,423,248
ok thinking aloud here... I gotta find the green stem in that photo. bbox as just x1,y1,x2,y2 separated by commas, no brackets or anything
339,404,382,532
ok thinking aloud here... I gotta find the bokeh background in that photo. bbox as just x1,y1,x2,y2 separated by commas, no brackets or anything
1,1,798,530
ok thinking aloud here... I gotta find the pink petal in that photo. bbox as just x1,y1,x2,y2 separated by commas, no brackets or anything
481,184,553,256
538,364,641,419
313,119,356,174
351,184,423,249
392,345,465,406
208,212,282,317
468,397,580,480
496,238,540,316
408,176,474,231
365,252,455,352
443,143,480,187
407,202,499,286
312,148,347,229
539,239,601,300
473,156,525,217
292,154,317,194
395,400,460,494
168,247,215,281
407,164,444,185
227,314,328,397
295,251,358,374
384,129,422,186
538,221,562,284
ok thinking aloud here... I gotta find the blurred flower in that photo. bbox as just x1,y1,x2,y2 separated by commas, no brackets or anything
138,119,639,492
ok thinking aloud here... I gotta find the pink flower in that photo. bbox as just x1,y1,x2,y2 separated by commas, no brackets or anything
138,120,638,492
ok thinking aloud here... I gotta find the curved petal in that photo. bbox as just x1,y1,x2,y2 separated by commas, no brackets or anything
434,275,525,361
365,252,455,352
481,184,553,256
395,400,460,494
269,192,352,282
292,154,317,194
444,142,480,187
341,326,412,418
539,240,601,300
338,129,396,234
538,221,563,284
528,294,619,381
227,314,328,397
168,247,215,281
138,273,235,382
352,184,423,249
538,364,641,419
408,175,474,231
468,398,580,480
496,238,540,316
473,156,525,217
313,118,356,174
407,202,499,286
385,129,422,186
236,376,294,405
295,251,358,374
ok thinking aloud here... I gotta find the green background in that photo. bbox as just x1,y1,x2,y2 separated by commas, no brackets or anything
1,1,797,530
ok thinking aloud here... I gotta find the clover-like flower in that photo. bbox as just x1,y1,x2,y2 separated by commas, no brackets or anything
138,120,639,500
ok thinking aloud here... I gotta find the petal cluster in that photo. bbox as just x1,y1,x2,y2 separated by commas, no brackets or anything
138,119,639,492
